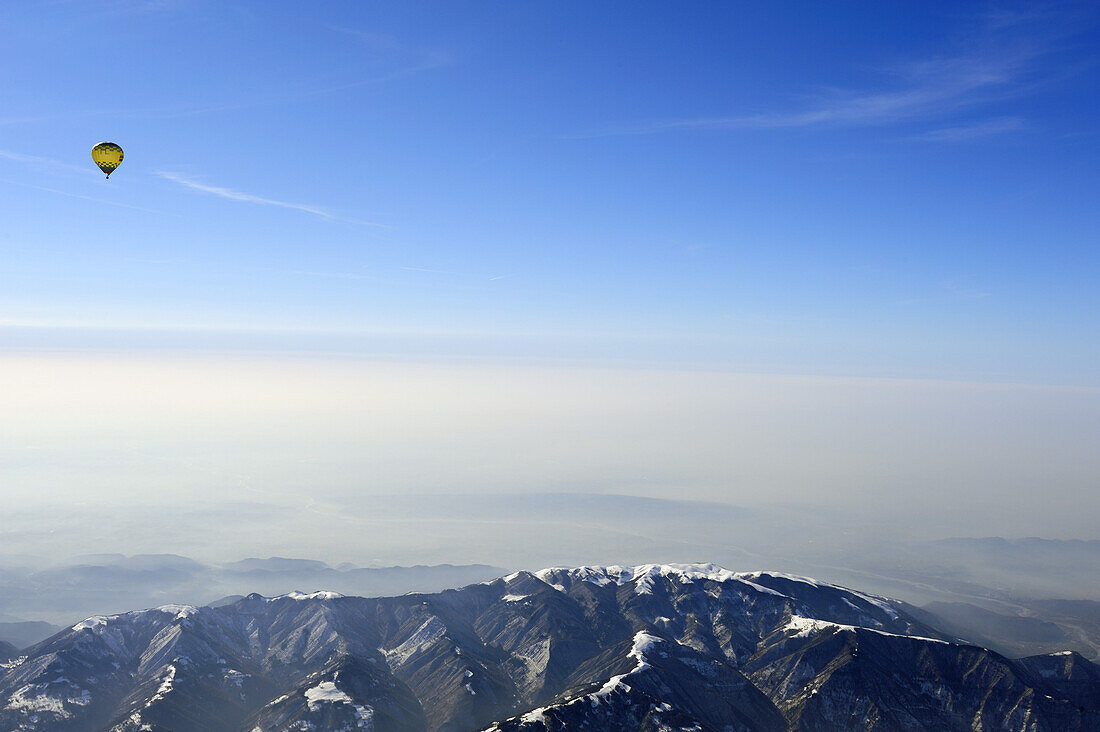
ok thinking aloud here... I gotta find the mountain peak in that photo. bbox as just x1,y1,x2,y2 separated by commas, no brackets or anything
532,562,750,593
272,590,343,601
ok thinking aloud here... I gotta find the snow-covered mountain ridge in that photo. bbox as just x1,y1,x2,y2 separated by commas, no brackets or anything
1,564,1097,731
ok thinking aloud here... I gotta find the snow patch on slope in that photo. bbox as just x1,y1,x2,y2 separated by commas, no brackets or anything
737,572,899,617
737,571,825,587
304,681,375,728
4,684,72,719
73,603,197,632
72,615,115,632
485,632,663,729
145,664,177,708
154,604,198,620
595,632,661,697
782,615,947,644
846,590,901,620
304,680,353,709
384,616,447,668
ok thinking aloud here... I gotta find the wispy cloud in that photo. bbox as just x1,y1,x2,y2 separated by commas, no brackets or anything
898,280,992,306
578,7,1069,140
156,173,384,230
324,25,452,80
401,265,511,282
144,42,449,119
157,171,332,218
907,116,1027,142
400,265,462,275
597,50,1034,137
292,270,378,282
0,179,165,214
1,28,449,128
0,112,96,126
0,149,89,175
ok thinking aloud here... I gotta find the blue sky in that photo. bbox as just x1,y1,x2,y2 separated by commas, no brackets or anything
2,1,1099,384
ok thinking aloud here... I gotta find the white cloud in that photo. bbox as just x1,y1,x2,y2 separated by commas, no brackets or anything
0,149,89,174
156,171,332,218
157,171,388,227
608,50,1033,135
0,179,164,214
292,270,378,282
580,5,1071,140
324,25,453,75
907,116,1026,142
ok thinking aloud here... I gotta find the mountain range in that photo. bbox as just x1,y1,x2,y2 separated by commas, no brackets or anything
1,563,1097,731
0,555,504,629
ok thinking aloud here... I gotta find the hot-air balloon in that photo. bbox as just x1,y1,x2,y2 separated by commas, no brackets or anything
91,142,124,179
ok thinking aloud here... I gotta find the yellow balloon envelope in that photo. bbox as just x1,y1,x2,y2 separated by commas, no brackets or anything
91,142,124,178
